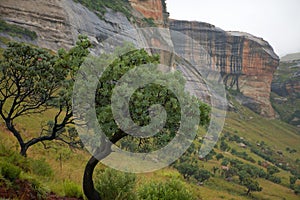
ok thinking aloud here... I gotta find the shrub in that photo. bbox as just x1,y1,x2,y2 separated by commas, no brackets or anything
138,179,195,200
266,175,281,184
63,180,83,198
94,168,137,200
267,165,280,175
0,162,21,181
21,175,49,200
30,158,53,177
220,140,230,152
0,143,30,172
294,184,300,195
194,169,211,183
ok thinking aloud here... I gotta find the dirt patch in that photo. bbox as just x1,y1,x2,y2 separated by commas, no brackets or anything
0,179,82,200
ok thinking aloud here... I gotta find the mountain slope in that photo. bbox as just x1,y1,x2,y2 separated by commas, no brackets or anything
0,98,299,199
271,56,300,127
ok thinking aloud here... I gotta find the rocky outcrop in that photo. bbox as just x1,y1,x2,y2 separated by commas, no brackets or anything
169,20,279,117
0,0,139,51
0,0,280,118
0,0,73,50
271,59,300,126
129,0,169,27
272,80,300,97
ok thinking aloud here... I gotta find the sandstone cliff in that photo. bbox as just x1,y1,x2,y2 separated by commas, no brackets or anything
0,0,279,117
169,20,279,117
0,0,138,51
129,0,168,27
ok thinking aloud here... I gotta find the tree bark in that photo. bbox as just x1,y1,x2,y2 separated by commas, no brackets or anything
20,145,28,157
83,156,101,200
83,132,127,200
247,188,250,195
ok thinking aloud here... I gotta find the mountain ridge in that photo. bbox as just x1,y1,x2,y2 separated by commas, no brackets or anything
0,0,280,118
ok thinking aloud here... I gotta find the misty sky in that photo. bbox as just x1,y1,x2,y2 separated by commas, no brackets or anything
166,0,300,57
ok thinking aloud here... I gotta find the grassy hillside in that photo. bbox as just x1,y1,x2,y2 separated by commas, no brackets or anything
0,95,299,199
0,35,298,200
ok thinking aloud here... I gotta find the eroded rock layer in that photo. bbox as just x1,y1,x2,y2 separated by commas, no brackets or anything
169,20,279,117
0,0,280,117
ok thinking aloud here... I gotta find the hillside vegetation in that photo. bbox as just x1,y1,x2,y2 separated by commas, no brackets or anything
0,93,299,199
0,22,299,200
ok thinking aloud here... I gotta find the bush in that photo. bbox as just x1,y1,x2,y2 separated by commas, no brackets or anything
21,175,49,200
266,175,281,184
0,162,21,181
194,169,211,183
0,143,30,172
294,184,300,195
138,179,195,200
30,158,53,177
267,165,280,175
94,168,137,200
216,153,224,161
63,180,83,198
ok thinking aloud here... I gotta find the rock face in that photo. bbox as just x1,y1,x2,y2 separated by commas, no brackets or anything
0,0,279,117
0,0,73,50
169,20,279,117
0,0,138,51
271,59,300,126
129,0,168,27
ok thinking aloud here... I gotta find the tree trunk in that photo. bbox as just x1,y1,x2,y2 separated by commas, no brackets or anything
20,145,28,157
83,140,112,200
246,188,251,195
83,156,101,200
83,132,127,199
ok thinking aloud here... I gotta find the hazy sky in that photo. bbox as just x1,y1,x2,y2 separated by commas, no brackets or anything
166,0,300,57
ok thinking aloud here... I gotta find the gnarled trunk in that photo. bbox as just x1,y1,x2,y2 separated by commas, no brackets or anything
83,156,101,200
83,132,127,199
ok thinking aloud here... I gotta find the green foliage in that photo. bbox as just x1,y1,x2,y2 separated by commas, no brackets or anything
0,143,30,172
63,180,83,198
142,18,157,27
30,158,53,177
94,168,137,200
204,149,216,161
138,179,195,200
194,169,211,183
0,19,37,40
73,0,132,20
0,36,90,156
174,162,211,183
266,175,281,184
0,162,21,181
290,176,298,185
94,46,207,153
241,178,262,195
230,149,255,163
267,165,280,175
216,153,224,161
294,184,300,195
220,140,230,152
24,176,50,200
221,158,230,166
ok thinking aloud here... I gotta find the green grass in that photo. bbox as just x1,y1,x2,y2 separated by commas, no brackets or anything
0,94,299,199
73,0,133,20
